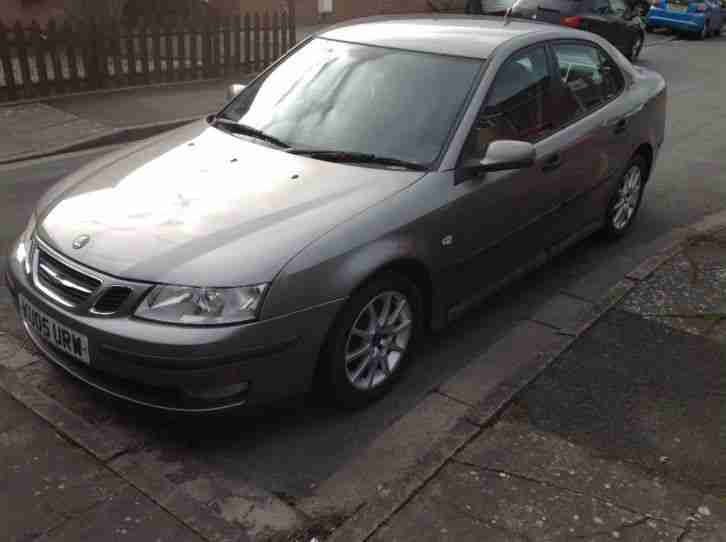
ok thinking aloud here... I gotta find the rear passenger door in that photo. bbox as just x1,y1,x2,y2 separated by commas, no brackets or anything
546,40,630,236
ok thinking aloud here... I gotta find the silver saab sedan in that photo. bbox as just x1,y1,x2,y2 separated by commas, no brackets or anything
6,16,666,412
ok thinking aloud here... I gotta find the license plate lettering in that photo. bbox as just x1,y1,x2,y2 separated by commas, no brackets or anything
19,295,91,365
72,335,83,357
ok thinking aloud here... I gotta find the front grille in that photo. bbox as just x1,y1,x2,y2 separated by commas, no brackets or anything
93,286,132,314
34,246,101,307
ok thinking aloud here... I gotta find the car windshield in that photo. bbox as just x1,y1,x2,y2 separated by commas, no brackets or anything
219,38,483,166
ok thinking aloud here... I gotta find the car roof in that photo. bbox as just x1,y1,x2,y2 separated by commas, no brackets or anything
318,15,575,59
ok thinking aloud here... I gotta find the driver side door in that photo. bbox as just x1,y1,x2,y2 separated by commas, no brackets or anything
435,45,570,311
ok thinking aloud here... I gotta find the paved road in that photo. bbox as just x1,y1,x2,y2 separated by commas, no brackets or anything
1,31,725,535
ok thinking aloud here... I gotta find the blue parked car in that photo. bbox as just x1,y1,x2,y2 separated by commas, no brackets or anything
646,0,725,38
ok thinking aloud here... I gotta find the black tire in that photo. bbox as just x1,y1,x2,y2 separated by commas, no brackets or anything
603,155,647,239
319,272,424,409
698,22,709,39
645,25,655,33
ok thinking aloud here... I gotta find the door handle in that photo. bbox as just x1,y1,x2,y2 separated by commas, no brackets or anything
542,153,563,173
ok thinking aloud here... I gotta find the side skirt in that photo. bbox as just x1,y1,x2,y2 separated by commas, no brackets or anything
445,219,605,324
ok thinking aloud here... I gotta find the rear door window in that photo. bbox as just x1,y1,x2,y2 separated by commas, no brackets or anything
550,42,625,124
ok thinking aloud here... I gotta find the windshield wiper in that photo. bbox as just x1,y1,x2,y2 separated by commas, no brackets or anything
286,149,428,171
211,117,290,149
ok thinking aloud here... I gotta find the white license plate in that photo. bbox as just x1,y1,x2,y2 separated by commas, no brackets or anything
667,3,688,11
20,295,90,364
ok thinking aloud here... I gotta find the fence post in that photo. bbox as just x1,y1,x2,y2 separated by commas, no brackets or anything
14,21,34,98
190,18,199,79
288,0,296,46
244,13,251,74
164,18,173,82
62,20,80,92
0,20,18,101
111,20,122,87
124,22,134,85
202,15,212,78
223,15,231,77
253,13,261,73
30,20,49,96
84,19,99,90
262,11,270,69
152,21,162,83
213,15,222,78
139,19,150,84
177,16,187,81
46,18,63,95
233,14,241,75
280,10,288,55
272,12,280,62
94,18,108,89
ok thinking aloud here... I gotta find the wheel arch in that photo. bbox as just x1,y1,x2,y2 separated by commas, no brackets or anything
353,258,435,332
633,142,654,183
311,256,435,395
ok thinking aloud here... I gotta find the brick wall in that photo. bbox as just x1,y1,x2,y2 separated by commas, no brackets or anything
235,1,316,20
282,0,466,25
0,0,65,26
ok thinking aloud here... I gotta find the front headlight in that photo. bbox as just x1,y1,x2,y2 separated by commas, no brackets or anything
15,213,36,275
135,284,268,325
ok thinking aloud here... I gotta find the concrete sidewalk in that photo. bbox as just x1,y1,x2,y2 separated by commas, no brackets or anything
0,382,206,542
335,228,726,541
0,79,234,165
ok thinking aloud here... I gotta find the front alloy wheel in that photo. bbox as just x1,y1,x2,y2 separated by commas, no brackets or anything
321,272,423,408
344,291,413,391
605,156,646,238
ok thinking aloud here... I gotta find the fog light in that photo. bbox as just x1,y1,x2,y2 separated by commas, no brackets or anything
182,382,249,401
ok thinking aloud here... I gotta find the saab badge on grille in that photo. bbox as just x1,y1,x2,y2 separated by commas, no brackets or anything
72,234,91,250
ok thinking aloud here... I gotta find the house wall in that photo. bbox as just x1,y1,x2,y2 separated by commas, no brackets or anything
1,0,65,26
236,0,460,25
0,1,467,29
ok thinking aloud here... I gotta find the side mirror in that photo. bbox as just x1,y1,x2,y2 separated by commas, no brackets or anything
457,140,535,183
225,83,246,102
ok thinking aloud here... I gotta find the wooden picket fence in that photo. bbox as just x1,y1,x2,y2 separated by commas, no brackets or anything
0,11,296,102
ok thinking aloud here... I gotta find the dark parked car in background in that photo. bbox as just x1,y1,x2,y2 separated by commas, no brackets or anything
466,0,652,17
508,0,646,60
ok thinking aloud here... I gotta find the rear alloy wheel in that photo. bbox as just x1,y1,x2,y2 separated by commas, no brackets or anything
629,33,644,61
321,272,423,409
604,156,646,238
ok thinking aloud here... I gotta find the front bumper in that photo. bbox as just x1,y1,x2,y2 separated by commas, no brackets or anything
6,241,344,412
